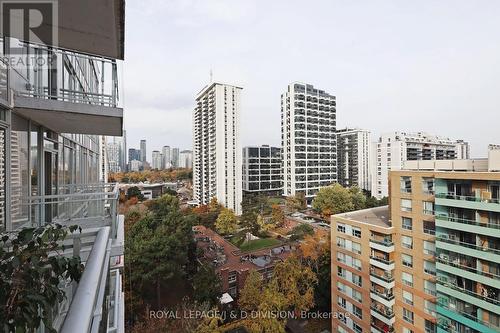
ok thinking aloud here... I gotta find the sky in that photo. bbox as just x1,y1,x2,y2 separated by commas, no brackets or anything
123,0,500,159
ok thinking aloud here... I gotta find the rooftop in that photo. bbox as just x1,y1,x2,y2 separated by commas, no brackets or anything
335,206,392,228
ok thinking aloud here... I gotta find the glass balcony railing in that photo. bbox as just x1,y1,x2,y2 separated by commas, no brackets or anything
6,38,121,108
436,235,500,256
436,193,500,204
371,288,395,301
437,278,500,306
436,257,500,280
370,255,395,266
370,268,395,283
370,303,395,319
436,215,500,230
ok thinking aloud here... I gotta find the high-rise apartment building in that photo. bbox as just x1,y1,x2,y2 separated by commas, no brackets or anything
372,132,470,199
281,82,337,200
193,82,243,215
179,150,193,168
171,147,180,168
152,150,162,169
162,145,171,169
336,128,371,192
331,152,500,333
106,140,122,173
242,145,282,195
122,130,127,171
0,1,126,330
129,148,141,162
140,139,147,163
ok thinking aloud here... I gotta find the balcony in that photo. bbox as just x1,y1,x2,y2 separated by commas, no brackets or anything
371,288,395,307
435,215,500,237
7,39,123,136
436,235,500,263
435,193,500,213
20,183,125,332
437,278,500,314
370,255,395,271
370,268,395,289
369,238,395,253
371,320,394,333
370,303,395,325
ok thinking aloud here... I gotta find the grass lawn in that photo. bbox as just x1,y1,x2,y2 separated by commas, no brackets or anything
231,237,281,252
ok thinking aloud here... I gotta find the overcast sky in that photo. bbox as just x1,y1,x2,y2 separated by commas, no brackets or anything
124,0,500,159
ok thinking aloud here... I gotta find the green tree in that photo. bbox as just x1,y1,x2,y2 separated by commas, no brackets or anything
288,223,314,241
312,183,354,217
192,263,222,306
285,193,307,212
215,208,238,235
127,186,145,201
349,186,367,211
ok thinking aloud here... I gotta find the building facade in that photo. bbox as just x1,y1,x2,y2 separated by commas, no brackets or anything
281,82,337,200
171,147,180,168
332,206,395,333
179,149,193,168
372,132,470,199
193,82,243,215
242,145,282,195
0,0,126,330
152,150,162,169
336,128,371,192
140,139,147,163
106,140,122,173
162,145,171,169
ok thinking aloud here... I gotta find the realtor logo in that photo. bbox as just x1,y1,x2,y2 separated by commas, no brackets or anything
0,0,58,49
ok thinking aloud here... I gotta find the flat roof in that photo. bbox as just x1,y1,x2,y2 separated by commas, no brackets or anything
335,206,392,228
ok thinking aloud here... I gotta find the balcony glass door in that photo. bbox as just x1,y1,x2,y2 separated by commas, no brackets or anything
44,149,58,223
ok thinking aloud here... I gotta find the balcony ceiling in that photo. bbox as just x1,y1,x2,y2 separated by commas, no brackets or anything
13,96,123,136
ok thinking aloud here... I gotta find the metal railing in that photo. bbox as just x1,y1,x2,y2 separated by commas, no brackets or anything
23,183,119,237
370,255,395,266
436,257,500,280
370,303,394,318
7,39,120,108
370,288,395,301
437,278,500,306
436,215,500,230
436,193,500,204
370,238,394,247
436,235,500,256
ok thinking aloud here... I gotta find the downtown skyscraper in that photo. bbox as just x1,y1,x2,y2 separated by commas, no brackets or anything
281,82,337,200
193,83,242,215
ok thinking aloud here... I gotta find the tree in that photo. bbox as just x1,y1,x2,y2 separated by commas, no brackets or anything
209,197,222,213
215,208,238,235
313,252,331,312
127,186,145,201
192,263,222,306
270,204,285,228
288,223,314,241
239,270,264,311
312,183,354,217
0,224,83,332
285,193,306,212
349,186,366,211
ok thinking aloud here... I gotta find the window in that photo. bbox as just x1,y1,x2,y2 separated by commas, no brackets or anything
337,266,346,278
403,328,414,333
337,252,346,263
403,308,414,324
337,237,346,248
337,223,346,233
337,296,346,309
402,217,413,230
423,201,434,215
403,290,414,305
401,199,412,212
337,326,348,333
402,272,413,287
423,240,436,255
353,323,362,333
352,289,362,303
352,227,361,238
353,305,362,319
424,260,436,275
353,258,362,271
422,177,435,194
401,176,412,193
425,320,436,333
424,280,436,296
423,220,435,235
401,235,413,249
228,273,237,283
352,273,362,287
424,300,436,316
402,254,413,268
337,282,346,293
352,242,361,254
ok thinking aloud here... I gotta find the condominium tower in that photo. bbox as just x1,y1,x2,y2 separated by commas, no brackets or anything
179,150,193,168
152,150,162,169
171,147,180,168
193,82,243,215
336,128,371,192
162,145,171,169
281,82,337,200
331,151,500,333
242,145,282,195
372,132,470,199
140,139,147,163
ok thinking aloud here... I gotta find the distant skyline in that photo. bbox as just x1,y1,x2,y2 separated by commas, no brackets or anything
124,0,500,158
